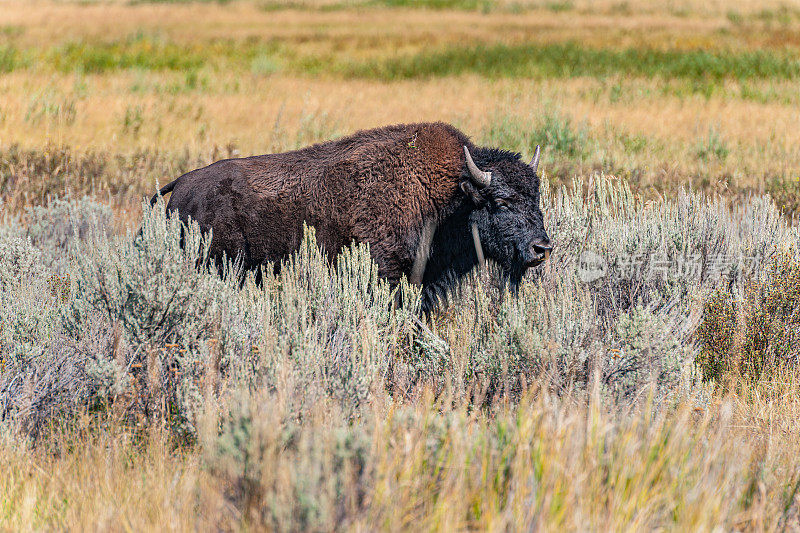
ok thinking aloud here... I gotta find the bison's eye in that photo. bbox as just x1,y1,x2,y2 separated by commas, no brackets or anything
495,199,510,211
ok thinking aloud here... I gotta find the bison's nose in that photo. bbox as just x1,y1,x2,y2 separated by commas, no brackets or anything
524,238,552,267
532,238,553,255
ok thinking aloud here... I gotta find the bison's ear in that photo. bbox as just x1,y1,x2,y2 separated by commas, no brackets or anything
460,180,486,206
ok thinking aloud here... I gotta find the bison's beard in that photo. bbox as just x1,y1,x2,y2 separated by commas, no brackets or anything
504,264,528,295
503,252,549,294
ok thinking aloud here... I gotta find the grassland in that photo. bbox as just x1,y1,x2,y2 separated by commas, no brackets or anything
1,0,800,215
2,0,800,530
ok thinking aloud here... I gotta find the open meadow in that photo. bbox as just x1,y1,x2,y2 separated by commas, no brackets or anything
2,0,800,530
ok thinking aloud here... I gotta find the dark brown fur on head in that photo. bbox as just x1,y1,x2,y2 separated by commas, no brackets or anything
152,122,551,312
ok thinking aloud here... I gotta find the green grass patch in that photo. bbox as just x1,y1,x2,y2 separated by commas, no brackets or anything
481,111,590,164
369,0,489,9
544,1,574,12
341,42,800,81
4,35,800,84
38,33,288,75
250,52,281,76
256,0,516,11
726,10,744,25
49,34,208,73
532,111,588,158
256,0,318,10
0,25,25,38
695,127,730,162
0,45,23,73
38,34,286,75
127,0,234,4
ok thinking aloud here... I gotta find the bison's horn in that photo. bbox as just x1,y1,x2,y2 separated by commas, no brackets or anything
530,145,541,174
463,146,491,188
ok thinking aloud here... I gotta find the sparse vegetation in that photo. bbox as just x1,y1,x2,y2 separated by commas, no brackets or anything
695,126,730,162
483,111,589,161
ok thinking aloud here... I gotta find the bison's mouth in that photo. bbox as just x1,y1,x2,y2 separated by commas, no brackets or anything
524,250,550,268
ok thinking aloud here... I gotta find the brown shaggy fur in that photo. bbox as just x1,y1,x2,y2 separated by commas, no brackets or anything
158,123,465,279
152,122,551,310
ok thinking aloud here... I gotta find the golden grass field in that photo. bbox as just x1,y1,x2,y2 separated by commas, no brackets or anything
2,0,800,530
1,0,800,211
3,382,800,531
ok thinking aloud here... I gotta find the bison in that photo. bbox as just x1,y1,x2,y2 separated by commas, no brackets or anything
151,122,552,311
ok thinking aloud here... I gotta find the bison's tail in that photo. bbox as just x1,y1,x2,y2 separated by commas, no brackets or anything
149,179,179,206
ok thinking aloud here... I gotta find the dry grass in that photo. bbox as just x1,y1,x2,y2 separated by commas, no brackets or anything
3,0,800,51
3,381,800,531
1,0,799,208
2,72,799,203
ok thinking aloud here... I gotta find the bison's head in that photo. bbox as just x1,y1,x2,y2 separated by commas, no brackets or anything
460,145,552,286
